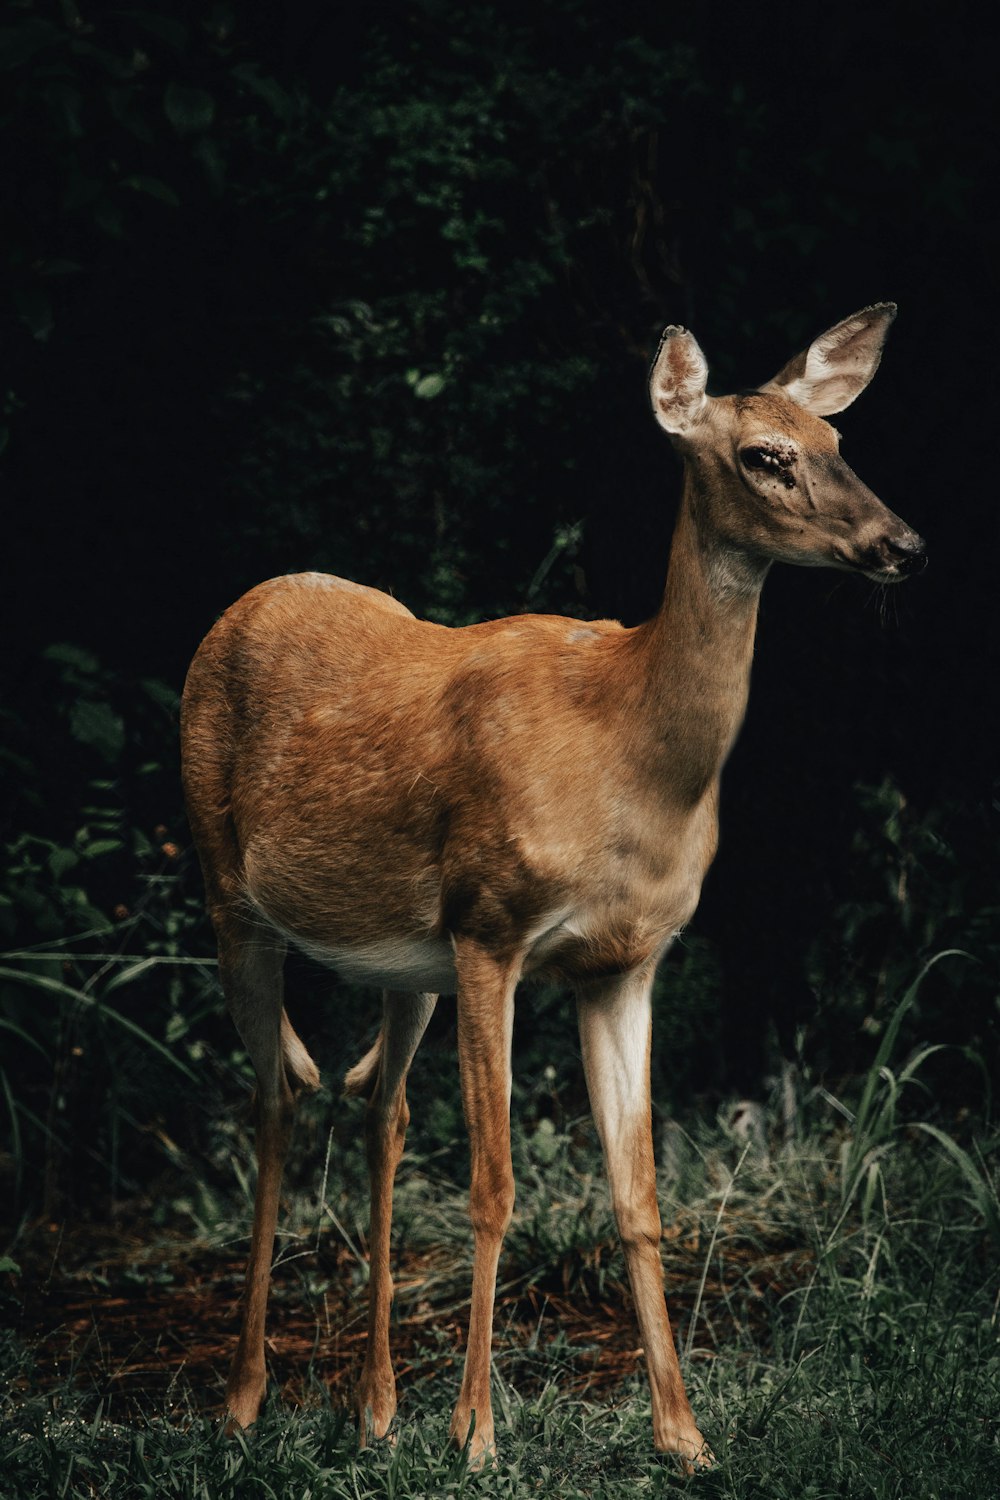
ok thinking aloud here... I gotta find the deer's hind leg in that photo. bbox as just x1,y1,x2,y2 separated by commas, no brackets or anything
347,990,438,1444
213,904,316,1430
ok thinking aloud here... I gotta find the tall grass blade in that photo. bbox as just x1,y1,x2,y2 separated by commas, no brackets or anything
910,1121,1000,1244
0,964,197,1081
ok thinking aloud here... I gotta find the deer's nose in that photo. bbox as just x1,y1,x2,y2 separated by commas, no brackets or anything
883,530,927,574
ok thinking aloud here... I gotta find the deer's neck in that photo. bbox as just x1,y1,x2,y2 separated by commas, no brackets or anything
628,471,767,804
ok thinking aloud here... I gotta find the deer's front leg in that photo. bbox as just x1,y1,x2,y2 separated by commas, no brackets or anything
577,968,710,1471
449,944,518,1467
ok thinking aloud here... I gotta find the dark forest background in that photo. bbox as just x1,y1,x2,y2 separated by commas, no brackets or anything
1,0,997,1214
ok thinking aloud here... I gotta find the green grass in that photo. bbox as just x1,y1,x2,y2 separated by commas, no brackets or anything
2,1227,997,1499
2,1032,998,1499
1,982,997,1497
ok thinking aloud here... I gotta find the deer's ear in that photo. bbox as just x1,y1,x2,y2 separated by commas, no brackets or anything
763,303,897,416
649,326,709,434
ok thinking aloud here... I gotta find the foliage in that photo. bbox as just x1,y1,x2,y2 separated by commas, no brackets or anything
11,0,970,646
1,0,711,651
807,778,999,1100
0,645,223,1211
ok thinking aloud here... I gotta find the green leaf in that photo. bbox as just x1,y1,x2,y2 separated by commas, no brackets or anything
47,846,80,879
0,967,197,1081
165,1012,189,1044
414,373,446,399
81,838,124,859
164,82,215,135
231,63,293,121
43,642,100,673
132,828,153,856
103,958,159,995
140,677,179,711
0,1018,49,1060
69,700,125,763
122,175,181,208
911,1122,1000,1241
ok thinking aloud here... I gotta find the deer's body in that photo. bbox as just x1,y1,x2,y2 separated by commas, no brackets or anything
185,535,739,991
181,306,923,1469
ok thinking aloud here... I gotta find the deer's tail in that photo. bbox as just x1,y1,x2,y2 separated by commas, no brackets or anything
343,1031,384,1100
281,1009,321,1094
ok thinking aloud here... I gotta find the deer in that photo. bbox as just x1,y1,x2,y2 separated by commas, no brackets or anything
180,303,924,1471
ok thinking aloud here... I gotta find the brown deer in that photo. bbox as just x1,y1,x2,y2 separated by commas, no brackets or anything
180,304,923,1470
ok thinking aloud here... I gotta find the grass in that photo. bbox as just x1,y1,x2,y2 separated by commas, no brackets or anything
3,1068,999,1498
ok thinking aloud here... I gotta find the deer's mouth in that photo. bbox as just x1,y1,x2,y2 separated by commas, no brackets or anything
868,536,927,582
836,529,927,583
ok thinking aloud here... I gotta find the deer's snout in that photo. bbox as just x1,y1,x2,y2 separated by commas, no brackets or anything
882,530,926,573
862,521,927,581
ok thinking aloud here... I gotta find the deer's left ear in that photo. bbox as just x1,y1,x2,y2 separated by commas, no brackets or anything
763,303,897,416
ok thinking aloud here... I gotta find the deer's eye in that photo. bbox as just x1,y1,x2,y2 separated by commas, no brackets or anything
741,445,797,487
742,446,785,471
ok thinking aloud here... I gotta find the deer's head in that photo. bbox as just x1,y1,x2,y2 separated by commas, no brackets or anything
649,304,925,584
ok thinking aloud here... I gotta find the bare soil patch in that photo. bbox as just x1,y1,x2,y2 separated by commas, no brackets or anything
5,1211,811,1421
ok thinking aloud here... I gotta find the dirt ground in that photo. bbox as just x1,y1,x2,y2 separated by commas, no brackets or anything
5,1210,810,1423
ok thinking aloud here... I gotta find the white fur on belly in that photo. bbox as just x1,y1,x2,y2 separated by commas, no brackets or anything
295,932,458,993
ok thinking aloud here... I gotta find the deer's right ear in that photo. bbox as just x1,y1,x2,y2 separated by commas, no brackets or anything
649,326,709,435
762,303,897,415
